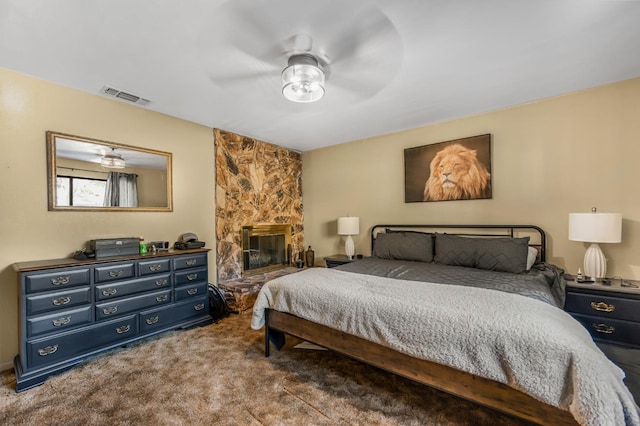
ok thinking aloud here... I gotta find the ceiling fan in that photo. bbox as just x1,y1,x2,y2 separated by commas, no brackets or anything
199,0,403,104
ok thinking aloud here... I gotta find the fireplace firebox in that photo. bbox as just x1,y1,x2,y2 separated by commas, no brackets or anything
241,224,292,276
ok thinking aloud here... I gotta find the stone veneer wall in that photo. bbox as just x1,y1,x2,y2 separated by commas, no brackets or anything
214,128,304,282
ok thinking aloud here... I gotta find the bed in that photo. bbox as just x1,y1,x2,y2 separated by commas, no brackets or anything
251,225,640,426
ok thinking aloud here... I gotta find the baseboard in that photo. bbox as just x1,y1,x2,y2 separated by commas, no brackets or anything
0,361,14,374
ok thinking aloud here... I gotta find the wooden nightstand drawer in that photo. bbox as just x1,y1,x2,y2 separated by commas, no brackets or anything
571,313,640,347
565,292,640,322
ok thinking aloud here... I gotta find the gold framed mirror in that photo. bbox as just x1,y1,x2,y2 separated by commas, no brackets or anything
46,131,173,212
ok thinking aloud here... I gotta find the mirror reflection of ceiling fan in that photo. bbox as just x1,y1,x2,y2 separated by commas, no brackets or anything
200,0,403,104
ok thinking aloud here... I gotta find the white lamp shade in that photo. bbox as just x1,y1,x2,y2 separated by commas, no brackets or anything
338,217,360,236
568,212,622,243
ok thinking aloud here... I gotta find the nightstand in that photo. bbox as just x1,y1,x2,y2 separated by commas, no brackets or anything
565,278,640,348
324,254,355,268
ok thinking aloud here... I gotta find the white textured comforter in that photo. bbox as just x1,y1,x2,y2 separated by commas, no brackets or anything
251,268,640,426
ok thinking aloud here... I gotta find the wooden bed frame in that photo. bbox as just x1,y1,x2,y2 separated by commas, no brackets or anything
264,225,578,425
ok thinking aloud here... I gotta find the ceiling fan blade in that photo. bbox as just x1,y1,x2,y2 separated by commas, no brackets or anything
198,0,404,102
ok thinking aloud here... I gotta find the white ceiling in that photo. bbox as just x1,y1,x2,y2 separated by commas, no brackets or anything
1,0,639,152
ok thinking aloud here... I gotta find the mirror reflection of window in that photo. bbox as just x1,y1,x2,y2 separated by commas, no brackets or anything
56,175,107,207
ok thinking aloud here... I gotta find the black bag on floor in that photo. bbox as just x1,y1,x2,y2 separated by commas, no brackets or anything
208,284,237,322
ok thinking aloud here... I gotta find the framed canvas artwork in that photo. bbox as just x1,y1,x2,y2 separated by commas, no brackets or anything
404,134,492,203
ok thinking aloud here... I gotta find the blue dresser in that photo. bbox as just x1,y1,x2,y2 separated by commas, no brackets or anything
565,280,640,348
13,249,211,391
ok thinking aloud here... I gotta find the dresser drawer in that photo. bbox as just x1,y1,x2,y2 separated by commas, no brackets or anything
175,267,207,287
173,254,207,270
95,289,172,320
175,282,208,301
25,269,91,294
94,263,135,283
571,313,640,347
27,315,137,370
139,296,209,333
27,306,92,337
138,259,171,276
565,291,640,322
95,274,171,301
26,287,91,316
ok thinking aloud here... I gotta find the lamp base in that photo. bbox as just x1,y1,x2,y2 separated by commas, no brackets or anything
584,243,607,281
345,235,355,260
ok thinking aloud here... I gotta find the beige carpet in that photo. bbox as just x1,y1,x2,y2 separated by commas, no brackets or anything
0,313,529,426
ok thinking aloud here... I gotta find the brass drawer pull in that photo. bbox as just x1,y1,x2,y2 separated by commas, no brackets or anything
156,295,169,303
103,306,118,315
109,270,124,278
102,288,118,297
52,296,71,306
149,264,162,272
51,276,70,286
186,259,197,266
592,323,615,334
187,288,198,295
116,324,131,334
194,303,205,311
52,316,71,327
590,301,615,313
187,273,198,281
146,316,159,325
155,278,168,286
38,344,59,356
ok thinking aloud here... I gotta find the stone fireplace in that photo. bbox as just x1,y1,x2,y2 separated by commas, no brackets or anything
214,129,304,312
242,224,291,276
214,128,304,283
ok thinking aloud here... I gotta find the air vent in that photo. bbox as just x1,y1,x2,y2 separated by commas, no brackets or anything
99,86,150,106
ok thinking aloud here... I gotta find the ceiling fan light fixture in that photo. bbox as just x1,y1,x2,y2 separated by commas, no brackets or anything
282,54,325,103
101,148,126,169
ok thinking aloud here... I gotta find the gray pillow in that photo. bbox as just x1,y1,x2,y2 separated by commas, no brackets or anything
474,237,530,273
373,232,433,263
434,234,530,273
433,234,476,267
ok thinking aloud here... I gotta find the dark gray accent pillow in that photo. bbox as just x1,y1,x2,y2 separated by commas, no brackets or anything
434,234,530,273
433,234,476,268
474,237,530,274
373,232,433,263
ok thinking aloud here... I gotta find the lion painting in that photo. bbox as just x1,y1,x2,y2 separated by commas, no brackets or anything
423,143,491,201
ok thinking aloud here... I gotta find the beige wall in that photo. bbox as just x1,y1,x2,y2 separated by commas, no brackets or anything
302,78,640,280
0,68,216,370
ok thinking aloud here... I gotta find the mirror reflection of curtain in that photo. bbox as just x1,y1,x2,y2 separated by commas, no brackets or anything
104,172,138,207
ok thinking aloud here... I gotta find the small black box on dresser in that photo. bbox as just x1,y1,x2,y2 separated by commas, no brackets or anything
89,237,140,258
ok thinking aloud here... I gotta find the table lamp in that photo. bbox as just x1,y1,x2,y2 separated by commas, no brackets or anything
337,216,360,260
568,207,622,281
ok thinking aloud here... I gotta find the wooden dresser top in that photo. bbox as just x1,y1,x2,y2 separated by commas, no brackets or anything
13,248,210,273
